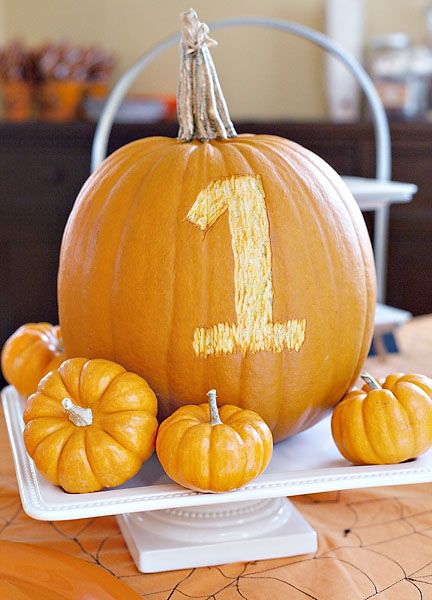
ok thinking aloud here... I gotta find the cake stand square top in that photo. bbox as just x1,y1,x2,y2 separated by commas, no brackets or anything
3,385,432,521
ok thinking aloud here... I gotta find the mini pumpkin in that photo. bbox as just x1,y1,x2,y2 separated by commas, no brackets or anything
23,357,158,493
1,322,65,397
363,372,432,397
156,389,273,493
58,10,375,442
331,372,432,465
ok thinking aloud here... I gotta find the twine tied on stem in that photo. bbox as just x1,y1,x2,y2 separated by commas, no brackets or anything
177,8,237,142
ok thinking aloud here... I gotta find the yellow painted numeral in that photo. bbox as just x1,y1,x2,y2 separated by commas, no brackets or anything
187,174,306,357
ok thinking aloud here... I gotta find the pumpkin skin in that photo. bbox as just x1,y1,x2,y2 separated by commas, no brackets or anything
0,540,143,599
156,390,273,492
1,323,65,397
363,372,432,396
58,134,375,442
23,357,158,493
331,373,432,465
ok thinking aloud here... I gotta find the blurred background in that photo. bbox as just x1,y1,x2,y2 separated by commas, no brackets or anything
1,0,432,121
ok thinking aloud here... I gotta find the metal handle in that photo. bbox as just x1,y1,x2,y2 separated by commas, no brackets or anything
92,16,391,181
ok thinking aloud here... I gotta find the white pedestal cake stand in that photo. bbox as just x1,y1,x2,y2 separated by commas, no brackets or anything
4,386,432,573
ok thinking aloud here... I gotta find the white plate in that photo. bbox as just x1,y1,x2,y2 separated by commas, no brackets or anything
3,385,432,521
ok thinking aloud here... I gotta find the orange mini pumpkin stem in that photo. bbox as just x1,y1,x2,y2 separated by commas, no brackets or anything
360,372,381,391
207,389,223,426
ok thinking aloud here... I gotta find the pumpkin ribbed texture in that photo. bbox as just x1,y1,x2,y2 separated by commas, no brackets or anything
23,358,158,493
331,373,432,464
58,134,375,441
156,401,273,493
1,323,65,397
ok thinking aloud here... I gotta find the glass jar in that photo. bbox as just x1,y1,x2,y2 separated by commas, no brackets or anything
368,33,432,119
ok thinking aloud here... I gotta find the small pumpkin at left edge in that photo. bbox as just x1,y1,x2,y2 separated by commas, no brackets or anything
156,389,273,493
1,323,65,397
23,357,158,493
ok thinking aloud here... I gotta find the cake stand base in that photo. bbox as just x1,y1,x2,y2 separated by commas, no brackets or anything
117,497,317,573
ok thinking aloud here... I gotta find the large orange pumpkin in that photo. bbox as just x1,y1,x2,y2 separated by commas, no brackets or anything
58,10,375,441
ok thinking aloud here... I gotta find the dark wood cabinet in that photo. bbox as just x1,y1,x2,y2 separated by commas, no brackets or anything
1,120,431,385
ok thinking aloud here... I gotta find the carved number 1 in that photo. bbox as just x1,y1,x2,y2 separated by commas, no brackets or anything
187,174,306,357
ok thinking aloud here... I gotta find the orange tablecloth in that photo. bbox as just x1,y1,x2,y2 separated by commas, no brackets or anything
2,316,432,599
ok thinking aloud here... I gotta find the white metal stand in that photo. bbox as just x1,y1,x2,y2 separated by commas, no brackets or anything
117,498,316,573
342,177,417,335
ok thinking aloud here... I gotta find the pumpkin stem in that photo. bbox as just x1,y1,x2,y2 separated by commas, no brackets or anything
360,372,381,391
207,389,223,426
62,397,93,427
177,9,237,142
